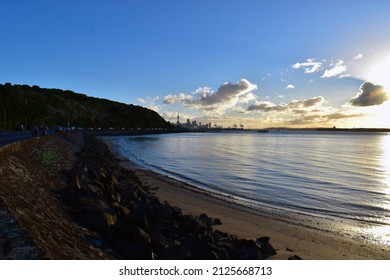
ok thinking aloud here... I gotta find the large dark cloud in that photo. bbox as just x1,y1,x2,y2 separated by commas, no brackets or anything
287,96,324,108
247,96,324,112
191,79,257,106
163,93,192,105
288,115,321,125
247,101,283,112
163,79,257,115
288,112,365,125
324,112,365,120
349,82,388,107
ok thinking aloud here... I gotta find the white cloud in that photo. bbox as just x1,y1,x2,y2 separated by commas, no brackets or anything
137,96,161,112
163,79,258,115
149,105,159,112
262,73,272,80
244,96,366,128
353,53,363,60
286,84,295,89
348,82,388,107
292,58,322,74
162,111,196,121
321,60,347,78
192,79,257,106
137,98,146,104
163,93,193,105
247,96,324,112
238,92,257,104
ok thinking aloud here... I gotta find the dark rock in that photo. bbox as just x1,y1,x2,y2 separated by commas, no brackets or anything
114,226,152,259
110,175,119,186
219,238,258,260
214,230,229,239
124,203,150,231
126,188,138,200
187,239,220,260
213,218,222,225
198,214,213,234
288,255,303,260
202,234,215,244
156,242,192,260
99,170,107,179
104,227,119,242
199,213,209,220
75,176,84,190
83,184,103,197
181,215,207,236
113,205,131,216
113,239,152,260
111,192,121,203
128,226,151,249
256,236,270,243
256,237,277,259
62,189,80,205
78,206,117,232
149,203,166,245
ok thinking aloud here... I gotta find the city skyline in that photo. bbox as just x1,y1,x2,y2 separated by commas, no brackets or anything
1,1,389,128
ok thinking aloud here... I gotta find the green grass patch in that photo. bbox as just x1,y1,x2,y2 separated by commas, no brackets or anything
42,150,57,164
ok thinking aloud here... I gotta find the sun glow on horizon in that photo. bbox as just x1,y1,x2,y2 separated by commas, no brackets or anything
367,54,390,91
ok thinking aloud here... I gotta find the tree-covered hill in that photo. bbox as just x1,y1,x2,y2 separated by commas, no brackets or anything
0,83,171,130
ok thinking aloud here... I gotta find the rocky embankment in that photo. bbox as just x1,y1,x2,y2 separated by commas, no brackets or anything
0,132,277,259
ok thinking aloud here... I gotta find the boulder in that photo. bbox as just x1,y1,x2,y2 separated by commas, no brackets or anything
113,239,152,260
128,226,151,249
83,184,103,197
186,238,220,260
124,203,151,231
180,215,209,236
79,196,109,209
288,255,302,260
110,175,119,186
224,239,262,260
149,203,166,244
256,237,277,259
78,206,117,232
155,242,192,260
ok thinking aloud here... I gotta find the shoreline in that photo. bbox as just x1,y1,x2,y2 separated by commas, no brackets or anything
102,136,390,260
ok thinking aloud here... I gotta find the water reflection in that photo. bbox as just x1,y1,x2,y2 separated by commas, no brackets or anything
367,135,390,245
120,132,390,246
382,135,390,192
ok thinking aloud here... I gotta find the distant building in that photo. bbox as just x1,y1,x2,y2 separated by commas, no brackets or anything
173,114,226,130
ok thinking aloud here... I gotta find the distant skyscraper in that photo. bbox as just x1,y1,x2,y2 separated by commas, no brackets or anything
177,113,180,124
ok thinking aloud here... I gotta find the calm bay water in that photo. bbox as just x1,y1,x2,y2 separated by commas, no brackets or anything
112,131,390,244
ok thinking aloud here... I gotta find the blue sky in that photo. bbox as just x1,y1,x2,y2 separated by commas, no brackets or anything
1,0,389,128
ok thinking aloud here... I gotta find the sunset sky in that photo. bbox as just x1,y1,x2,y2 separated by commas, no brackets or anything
1,0,389,128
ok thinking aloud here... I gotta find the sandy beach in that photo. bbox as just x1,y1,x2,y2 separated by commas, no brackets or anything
102,137,390,260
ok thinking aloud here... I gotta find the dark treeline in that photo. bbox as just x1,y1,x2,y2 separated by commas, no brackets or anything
0,83,171,130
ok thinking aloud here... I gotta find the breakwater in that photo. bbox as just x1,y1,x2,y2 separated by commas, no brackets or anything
0,132,278,259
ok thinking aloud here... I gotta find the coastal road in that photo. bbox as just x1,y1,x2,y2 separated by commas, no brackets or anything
0,131,33,147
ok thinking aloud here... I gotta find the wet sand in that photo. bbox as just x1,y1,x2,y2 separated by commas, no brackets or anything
102,137,390,260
